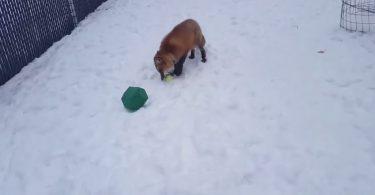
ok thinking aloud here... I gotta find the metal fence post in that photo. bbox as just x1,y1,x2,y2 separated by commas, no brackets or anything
67,0,78,26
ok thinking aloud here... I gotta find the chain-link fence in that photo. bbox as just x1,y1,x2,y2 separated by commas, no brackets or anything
0,0,107,85
340,0,375,32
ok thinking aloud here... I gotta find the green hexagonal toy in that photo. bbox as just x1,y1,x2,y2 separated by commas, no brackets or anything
121,87,148,111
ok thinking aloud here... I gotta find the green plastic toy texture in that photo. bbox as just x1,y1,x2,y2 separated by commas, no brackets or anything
121,87,148,111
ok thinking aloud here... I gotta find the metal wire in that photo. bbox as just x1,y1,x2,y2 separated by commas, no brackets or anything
340,0,375,32
0,0,107,85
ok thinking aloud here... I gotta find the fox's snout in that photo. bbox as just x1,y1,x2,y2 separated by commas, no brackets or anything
160,72,165,80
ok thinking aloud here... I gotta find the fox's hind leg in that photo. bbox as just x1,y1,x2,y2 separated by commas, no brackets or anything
198,35,207,63
173,54,187,76
189,49,195,59
199,47,206,63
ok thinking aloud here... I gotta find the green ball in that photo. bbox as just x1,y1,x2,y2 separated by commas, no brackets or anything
164,75,173,82
121,87,148,111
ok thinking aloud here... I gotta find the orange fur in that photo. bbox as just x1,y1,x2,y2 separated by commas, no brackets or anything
154,19,206,80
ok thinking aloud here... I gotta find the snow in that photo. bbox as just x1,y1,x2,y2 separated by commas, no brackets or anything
1,0,375,194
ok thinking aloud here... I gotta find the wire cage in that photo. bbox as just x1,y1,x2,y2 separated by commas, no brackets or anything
340,0,375,32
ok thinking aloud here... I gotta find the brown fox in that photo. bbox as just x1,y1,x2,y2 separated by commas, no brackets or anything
154,19,206,80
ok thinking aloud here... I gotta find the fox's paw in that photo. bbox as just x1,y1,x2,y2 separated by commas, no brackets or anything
201,58,207,63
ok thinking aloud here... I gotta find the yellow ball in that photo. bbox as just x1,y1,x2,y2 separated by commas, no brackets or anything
164,75,173,82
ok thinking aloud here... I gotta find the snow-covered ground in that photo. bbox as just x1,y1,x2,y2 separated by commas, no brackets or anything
1,0,375,194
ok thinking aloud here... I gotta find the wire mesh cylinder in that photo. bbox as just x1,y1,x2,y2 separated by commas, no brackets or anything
340,0,375,32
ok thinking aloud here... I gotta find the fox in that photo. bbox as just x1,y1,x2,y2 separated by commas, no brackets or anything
154,19,207,80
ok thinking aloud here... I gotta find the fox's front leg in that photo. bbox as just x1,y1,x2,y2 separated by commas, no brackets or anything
173,54,187,76
189,49,195,59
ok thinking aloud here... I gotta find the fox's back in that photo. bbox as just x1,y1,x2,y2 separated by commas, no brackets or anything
161,19,202,54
